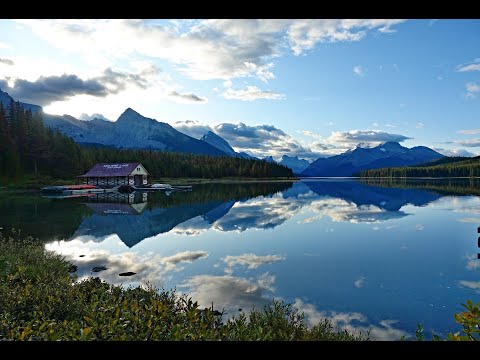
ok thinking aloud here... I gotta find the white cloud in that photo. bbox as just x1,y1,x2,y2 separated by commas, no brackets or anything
222,253,284,269
287,19,405,55
457,60,480,72
466,82,479,98
354,276,366,288
222,85,285,101
0,42,10,49
168,90,207,104
416,122,424,129
180,273,276,315
458,217,480,223
17,19,405,82
0,58,14,66
353,65,365,77
459,280,480,293
326,129,411,148
294,299,409,341
415,224,424,231
466,254,480,271
458,129,480,135
455,138,480,147
161,250,208,270
433,148,476,157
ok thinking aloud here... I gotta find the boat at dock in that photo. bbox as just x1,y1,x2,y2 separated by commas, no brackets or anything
41,184,98,193
133,184,192,192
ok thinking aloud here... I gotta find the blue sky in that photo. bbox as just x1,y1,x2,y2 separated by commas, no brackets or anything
0,19,479,159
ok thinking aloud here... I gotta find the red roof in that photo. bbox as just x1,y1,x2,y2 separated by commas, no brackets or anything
79,163,145,177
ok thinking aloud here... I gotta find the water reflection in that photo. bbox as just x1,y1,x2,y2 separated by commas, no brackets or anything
4,178,480,340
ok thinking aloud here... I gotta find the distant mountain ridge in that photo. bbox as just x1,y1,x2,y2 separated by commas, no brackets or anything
301,142,444,177
200,131,256,159
278,155,311,174
0,89,228,157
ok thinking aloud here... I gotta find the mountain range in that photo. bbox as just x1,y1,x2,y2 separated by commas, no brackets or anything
1,88,446,176
301,141,444,176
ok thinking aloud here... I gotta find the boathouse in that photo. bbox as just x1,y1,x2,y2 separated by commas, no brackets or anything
79,163,150,188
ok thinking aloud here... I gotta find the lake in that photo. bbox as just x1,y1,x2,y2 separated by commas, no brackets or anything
2,178,479,340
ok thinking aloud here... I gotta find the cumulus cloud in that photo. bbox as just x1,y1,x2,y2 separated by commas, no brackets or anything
458,129,480,135
354,276,366,288
161,251,208,270
327,130,411,146
0,58,14,65
174,120,321,159
432,148,476,157
310,199,408,224
222,253,284,270
45,240,209,289
79,113,111,121
459,280,480,293
466,82,480,98
173,120,212,139
169,90,207,104
175,123,412,160
222,85,285,101
17,19,404,82
213,196,306,232
455,138,480,147
457,60,480,72
353,65,365,77
294,299,409,341
180,273,276,315
466,254,480,271
0,66,157,105
287,19,405,55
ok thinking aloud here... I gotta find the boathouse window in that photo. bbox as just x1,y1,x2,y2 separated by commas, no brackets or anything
137,167,140,171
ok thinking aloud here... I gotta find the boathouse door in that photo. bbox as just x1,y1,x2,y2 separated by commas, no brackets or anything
134,175,142,186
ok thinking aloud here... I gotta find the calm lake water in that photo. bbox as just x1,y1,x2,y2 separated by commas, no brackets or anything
2,178,480,340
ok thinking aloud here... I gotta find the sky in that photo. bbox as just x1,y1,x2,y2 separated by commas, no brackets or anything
0,19,479,160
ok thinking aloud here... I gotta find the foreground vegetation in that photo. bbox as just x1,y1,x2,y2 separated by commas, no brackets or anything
0,230,364,341
0,101,293,185
360,156,480,178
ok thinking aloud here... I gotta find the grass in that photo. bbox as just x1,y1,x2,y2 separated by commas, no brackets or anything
0,230,364,341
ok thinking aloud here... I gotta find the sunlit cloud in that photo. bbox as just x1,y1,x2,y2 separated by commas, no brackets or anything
433,148,476,157
17,19,404,83
0,58,14,66
459,280,480,293
180,273,276,315
0,66,159,106
168,90,207,104
221,85,285,101
457,59,480,72
465,254,480,271
294,299,409,341
466,82,479,99
222,253,284,269
354,276,366,288
353,65,365,77
458,129,480,135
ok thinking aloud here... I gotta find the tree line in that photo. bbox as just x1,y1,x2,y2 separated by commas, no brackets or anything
0,101,293,183
360,156,480,178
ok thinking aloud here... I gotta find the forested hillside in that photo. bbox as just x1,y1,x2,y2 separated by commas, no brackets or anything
0,101,293,183
360,156,480,178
